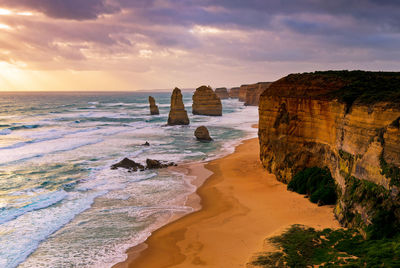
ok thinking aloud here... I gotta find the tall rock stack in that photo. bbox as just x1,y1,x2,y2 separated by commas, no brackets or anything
192,86,222,116
244,82,272,106
215,87,229,99
167,87,190,125
229,87,240,98
148,96,160,115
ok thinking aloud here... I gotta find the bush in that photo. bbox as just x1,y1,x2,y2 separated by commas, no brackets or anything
251,225,400,267
288,167,337,205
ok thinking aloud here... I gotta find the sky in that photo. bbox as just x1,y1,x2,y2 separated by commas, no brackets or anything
0,0,399,91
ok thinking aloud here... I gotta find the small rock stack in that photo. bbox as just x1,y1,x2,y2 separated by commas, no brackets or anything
194,126,213,141
215,87,229,99
229,87,240,98
167,87,190,125
192,86,222,116
148,96,160,115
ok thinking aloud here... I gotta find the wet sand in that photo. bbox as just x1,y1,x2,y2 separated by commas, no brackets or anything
114,138,339,268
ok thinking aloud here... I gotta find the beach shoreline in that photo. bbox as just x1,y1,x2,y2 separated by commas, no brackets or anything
113,136,340,267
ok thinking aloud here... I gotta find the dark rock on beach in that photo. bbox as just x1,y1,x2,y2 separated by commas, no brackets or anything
146,159,176,169
111,158,145,171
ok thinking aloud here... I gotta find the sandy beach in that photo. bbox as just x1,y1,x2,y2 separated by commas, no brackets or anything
114,137,340,268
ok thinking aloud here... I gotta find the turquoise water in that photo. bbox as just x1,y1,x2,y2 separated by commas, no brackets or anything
0,92,258,267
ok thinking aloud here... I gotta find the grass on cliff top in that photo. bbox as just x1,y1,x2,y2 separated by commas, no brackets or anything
251,225,400,268
286,70,400,106
287,167,337,205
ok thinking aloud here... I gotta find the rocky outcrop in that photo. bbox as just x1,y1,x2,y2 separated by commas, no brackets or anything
238,84,249,102
244,82,272,106
149,96,159,115
146,159,175,169
229,87,240,98
194,126,213,141
168,87,190,125
192,86,222,116
258,71,400,233
215,87,229,99
111,158,144,171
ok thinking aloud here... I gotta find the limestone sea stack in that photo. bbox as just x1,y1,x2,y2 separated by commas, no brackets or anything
229,87,240,98
192,86,222,116
215,87,229,99
167,87,190,125
148,96,160,115
194,126,213,141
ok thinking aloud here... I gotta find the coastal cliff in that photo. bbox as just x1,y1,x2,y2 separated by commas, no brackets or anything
244,82,272,106
192,85,222,116
258,71,400,233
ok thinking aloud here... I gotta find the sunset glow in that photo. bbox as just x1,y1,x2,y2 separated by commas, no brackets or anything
0,1,399,91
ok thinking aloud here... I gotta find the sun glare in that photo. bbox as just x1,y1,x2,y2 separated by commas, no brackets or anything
0,8,11,15
0,24,11,30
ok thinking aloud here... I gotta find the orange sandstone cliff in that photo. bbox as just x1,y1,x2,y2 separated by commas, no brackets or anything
167,87,189,125
215,87,229,99
258,71,400,232
229,87,240,98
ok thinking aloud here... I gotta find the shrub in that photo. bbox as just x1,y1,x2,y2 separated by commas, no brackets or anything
288,167,337,205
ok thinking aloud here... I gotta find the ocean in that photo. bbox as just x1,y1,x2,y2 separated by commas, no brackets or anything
0,91,258,267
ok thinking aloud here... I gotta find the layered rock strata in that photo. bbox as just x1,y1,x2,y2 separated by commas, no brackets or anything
258,71,400,232
229,87,240,98
192,86,222,116
215,87,229,99
167,87,190,125
149,96,160,115
244,82,272,106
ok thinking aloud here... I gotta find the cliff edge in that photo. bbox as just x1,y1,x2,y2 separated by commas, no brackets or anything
258,71,400,233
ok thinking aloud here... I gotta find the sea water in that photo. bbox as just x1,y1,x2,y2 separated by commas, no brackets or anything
0,91,258,267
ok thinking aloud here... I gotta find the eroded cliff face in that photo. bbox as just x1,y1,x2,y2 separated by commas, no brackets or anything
258,71,400,232
244,82,272,106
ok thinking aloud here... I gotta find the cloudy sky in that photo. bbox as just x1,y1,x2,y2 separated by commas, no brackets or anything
0,0,399,91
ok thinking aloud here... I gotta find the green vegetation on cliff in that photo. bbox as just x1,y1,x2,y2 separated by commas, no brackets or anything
251,225,400,268
287,167,337,205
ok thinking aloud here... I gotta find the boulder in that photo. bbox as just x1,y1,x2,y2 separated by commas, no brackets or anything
167,87,190,125
215,87,229,99
142,141,150,146
146,159,175,169
192,86,222,116
229,87,240,98
111,158,144,171
149,96,160,115
194,126,213,141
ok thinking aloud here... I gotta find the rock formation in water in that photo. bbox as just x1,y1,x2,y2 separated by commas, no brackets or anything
146,159,175,169
258,71,400,233
111,158,145,171
194,126,213,141
167,87,190,125
149,96,159,115
192,86,222,116
229,87,240,98
244,82,272,106
215,87,229,99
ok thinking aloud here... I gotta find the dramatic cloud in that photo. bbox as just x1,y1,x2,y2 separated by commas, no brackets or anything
0,0,399,90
